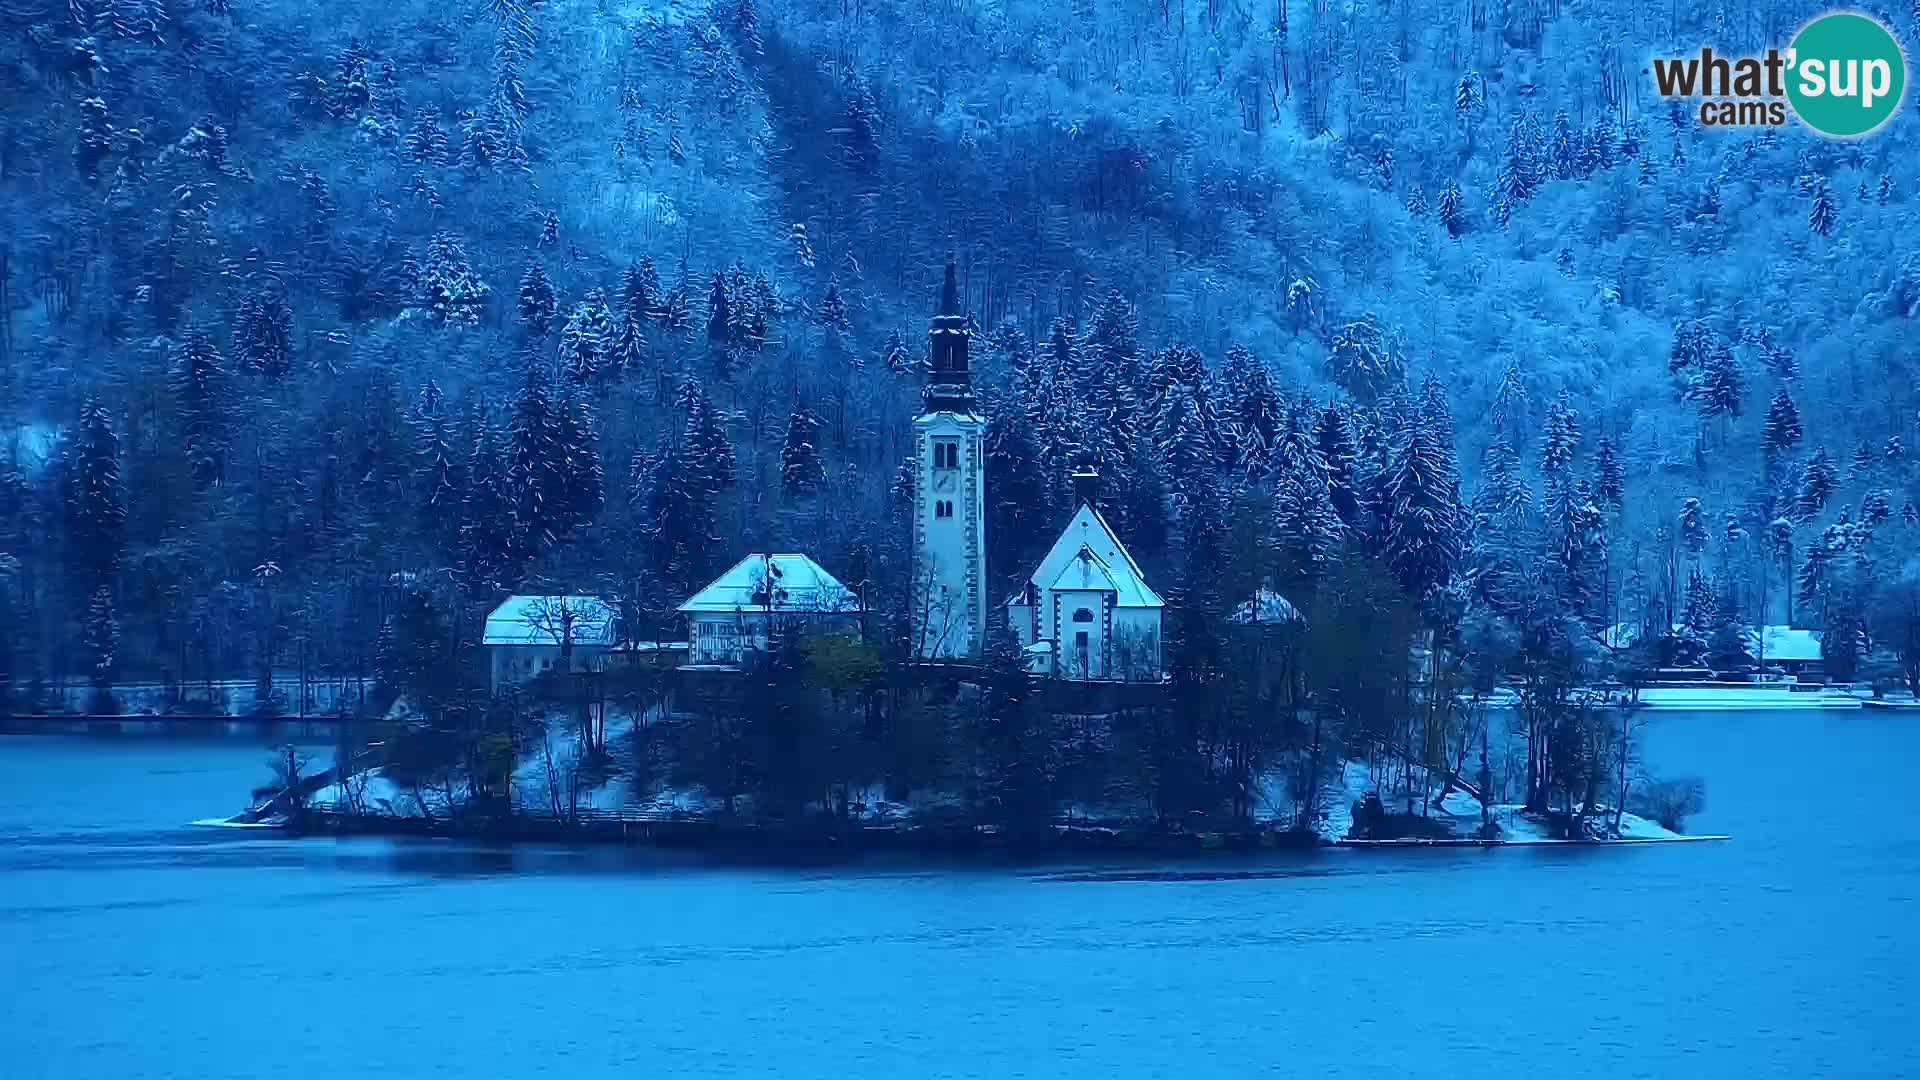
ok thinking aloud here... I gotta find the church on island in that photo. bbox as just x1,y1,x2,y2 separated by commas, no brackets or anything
679,256,1166,684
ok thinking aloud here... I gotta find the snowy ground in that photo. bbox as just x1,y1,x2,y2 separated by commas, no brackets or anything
1317,759,1697,845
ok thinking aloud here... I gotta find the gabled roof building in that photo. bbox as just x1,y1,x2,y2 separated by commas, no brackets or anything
677,554,862,667
1005,469,1165,682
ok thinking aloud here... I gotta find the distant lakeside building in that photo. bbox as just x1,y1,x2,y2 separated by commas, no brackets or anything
484,595,619,691
677,554,861,667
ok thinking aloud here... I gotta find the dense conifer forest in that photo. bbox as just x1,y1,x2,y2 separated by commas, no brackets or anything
3,0,1918,828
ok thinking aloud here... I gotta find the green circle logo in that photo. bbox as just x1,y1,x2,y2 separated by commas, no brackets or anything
1786,12,1907,137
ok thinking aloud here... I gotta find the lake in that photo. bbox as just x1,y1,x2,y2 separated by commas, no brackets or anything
2,712,1915,1080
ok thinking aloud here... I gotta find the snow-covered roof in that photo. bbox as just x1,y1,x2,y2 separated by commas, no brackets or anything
1008,503,1163,609
678,554,860,614
483,595,618,647
1049,546,1122,593
1229,588,1303,626
1603,622,1823,663
1753,626,1822,662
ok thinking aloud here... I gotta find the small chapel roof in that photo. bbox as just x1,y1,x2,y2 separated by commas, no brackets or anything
1010,503,1164,609
678,554,860,614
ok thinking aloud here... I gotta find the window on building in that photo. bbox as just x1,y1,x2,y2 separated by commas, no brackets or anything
935,441,959,469
935,500,952,518
1072,608,1094,623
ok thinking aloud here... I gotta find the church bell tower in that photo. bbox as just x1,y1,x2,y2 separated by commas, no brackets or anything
912,255,988,660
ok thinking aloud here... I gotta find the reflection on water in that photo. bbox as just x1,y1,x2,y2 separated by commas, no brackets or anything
2,716,1916,1080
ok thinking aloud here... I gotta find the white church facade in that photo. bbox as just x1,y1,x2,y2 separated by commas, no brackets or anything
1004,470,1165,681
909,259,1163,682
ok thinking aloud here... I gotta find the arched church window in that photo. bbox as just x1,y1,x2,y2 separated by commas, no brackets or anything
1072,608,1094,623
935,500,952,519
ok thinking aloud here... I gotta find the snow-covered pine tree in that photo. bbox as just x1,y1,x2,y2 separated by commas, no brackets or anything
705,273,731,346
1383,383,1464,605
1669,319,1724,379
1590,114,1618,171
1271,430,1345,585
1679,568,1718,659
1809,178,1837,236
406,114,447,165
779,410,826,493
76,97,113,184
63,397,125,601
880,328,915,375
419,232,488,324
1592,435,1625,511
1314,402,1362,531
723,264,772,352
1795,447,1839,520
816,280,851,339
1214,344,1282,471
657,265,693,333
457,413,519,592
1848,441,1876,483
517,262,556,335
677,378,736,490
1325,315,1406,404
1474,427,1532,529
621,258,660,324
632,437,713,589
408,379,462,524
1692,342,1743,420
170,327,230,490
1470,427,1536,615
558,289,615,384
554,389,604,532
505,358,568,553
1862,489,1893,527
1541,390,1581,475
1438,181,1466,238
82,585,118,691
1155,382,1221,519
231,286,293,378
1763,386,1803,456
1679,497,1708,564
1549,110,1576,181
608,311,646,378
983,397,1051,572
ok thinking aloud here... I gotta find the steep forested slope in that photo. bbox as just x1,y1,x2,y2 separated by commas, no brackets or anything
2,0,1918,699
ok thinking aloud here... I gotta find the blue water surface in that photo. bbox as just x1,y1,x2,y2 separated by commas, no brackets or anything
2,712,1915,1080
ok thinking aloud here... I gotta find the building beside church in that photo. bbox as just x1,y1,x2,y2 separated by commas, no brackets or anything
1005,470,1166,682
678,553,861,667
910,257,990,660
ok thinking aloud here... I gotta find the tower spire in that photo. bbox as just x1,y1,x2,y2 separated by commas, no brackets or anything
940,253,960,316
923,252,974,413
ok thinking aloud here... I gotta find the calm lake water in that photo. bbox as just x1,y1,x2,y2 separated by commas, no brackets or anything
3,713,1916,1080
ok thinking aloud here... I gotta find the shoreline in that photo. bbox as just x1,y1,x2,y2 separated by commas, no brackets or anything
195,808,1727,855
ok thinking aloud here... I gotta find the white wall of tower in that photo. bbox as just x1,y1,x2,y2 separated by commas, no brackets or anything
912,412,988,659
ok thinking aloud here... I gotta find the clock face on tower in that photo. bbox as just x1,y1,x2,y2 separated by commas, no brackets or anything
933,471,956,493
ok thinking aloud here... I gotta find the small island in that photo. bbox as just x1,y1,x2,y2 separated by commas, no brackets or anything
205,258,1743,853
